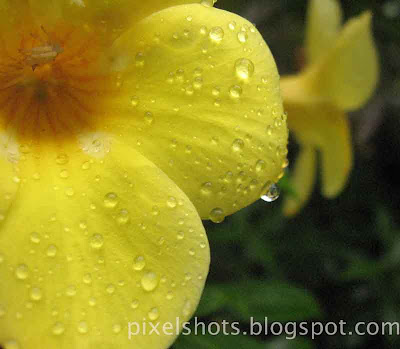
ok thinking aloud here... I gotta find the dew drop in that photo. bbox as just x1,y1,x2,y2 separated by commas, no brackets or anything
78,321,89,334
116,209,130,225
133,256,146,271
30,232,40,244
52,322,65,336
200,182,213,196
229,85,242,99
167,196,177,208
177,231,185,240
56,154,69,165
135,52,145,67
209,27,224,43
144,111,154,125
232,139,245,152
237,31,248,43
59,169,69,179
112,324,122,334
15,264,29,280
235,58,255,80
46,245,58,257
193,77,203,90
82,161,91,170
209,207,225,223
148,307,160,321
166,291,174,300
90,234,104,249
131,96,139,107
83,273,92,284
255,160,266,173
260,182,280,202
182,299,192,317
104,192,118,208
30,287,43,301
131,299,139,309
106,284,115,294
66,285,77,297
141,272,159,292
65,187,75,197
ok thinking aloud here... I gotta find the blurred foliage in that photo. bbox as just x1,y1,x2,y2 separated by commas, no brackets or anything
173,0,400,348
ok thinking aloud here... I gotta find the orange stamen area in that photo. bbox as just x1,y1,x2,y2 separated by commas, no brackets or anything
0,22,118,147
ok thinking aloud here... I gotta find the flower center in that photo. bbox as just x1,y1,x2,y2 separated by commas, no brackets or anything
0,22,117,148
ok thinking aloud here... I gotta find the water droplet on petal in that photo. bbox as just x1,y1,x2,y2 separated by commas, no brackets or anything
90,234,104,249
200,182,213,196
77,321,89,334
15,264,29,280
106,284,115,294
235,58,255,80
30,287,43,301
83,273,92,284
116,209,130,225
167,196,177,208
52,322,65,336
66,285,77,297
133,256,146,271
255,160,266,173
30,232,40,244
260,182,280,202
209,208,225,223
209,27,224,42
229,85,242,99
46,245,58,257
56,154,69,165
237,31,248,43
141,272,159,292
112,324,122,334
104,192,118,208
232,139,245,152
228,21,237,30
148,307,160,321
131,299,139,309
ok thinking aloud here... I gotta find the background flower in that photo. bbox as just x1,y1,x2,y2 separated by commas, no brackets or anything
281,0,379,216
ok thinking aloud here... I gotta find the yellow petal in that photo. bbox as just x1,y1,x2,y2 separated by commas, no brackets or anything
0,142,19,222
306,0,343,64
282,78,353,198
106,4,288,220
319,111,353,198
283,145,316,217
310,11,379,110
25,0,205,40
0,139,209,349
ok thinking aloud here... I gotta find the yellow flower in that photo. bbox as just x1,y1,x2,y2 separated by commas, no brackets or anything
0,1,287,348
281,0,379,216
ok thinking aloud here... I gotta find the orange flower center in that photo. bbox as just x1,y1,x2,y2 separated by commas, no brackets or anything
0,22,117,146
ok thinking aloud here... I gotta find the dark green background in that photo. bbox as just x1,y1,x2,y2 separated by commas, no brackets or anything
173,0,400,348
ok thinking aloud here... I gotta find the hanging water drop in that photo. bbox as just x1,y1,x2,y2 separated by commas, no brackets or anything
260,182,280,202
209,208,225,223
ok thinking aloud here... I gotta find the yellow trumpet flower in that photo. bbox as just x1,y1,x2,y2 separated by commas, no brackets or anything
0,1,287,348
282,0,379,216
